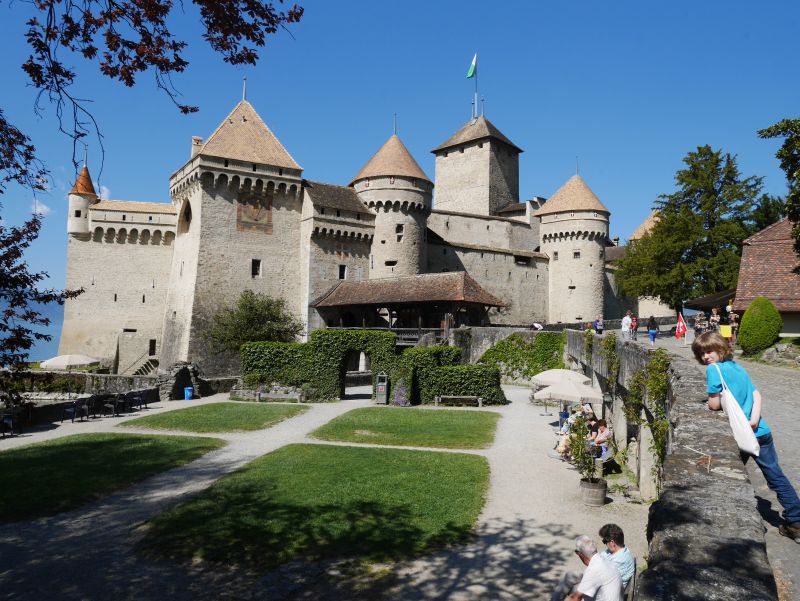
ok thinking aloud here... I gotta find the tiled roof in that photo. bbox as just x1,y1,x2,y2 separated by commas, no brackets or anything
198,100,301,170
312,272,505,308
350,135,430,184
496,202,527,214
70,165,96,196
304,181,370,213
533,175,609,217
91,200,176,214
604,245,627,262
432,115,522,153
629,210,659,240
734,218,800,312
428,238,546,259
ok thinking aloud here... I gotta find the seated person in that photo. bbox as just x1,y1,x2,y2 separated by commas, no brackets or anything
551,535,622,601
591,420,613,459
598,523,635,590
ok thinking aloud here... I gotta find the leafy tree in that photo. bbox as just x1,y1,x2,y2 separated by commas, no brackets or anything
1,0,304,191
616,145,762,311
0,214,83,369
204,290,304,354
758,118,800,268
750,194,785,232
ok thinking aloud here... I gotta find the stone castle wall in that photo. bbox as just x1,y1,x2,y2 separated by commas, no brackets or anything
427,210,537,251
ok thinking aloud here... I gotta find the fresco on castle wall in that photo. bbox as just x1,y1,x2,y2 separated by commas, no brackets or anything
237,191,273,233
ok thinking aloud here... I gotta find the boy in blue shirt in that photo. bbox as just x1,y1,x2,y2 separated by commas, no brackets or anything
692,332,800,543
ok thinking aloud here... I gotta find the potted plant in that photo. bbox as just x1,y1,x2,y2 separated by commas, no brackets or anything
568,416,607,506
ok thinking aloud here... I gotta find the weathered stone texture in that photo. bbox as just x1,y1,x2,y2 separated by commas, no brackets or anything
427,210,537,251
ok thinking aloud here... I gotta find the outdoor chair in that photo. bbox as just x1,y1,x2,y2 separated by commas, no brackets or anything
127,392,148,411
1,411,19,438
61,399,90,423
102,394,125,417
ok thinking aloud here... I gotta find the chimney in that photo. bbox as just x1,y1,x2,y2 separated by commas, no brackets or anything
191,136,203,158
612,236,620,246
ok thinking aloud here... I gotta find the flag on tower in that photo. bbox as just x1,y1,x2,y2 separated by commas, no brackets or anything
466,53,477,79
675,313,687,339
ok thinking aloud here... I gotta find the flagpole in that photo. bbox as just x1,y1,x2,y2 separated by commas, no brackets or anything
474,64,478,120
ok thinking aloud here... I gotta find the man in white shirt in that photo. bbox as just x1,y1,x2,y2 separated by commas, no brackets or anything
566,535,622,601
598,523,635,589
621,311,632,340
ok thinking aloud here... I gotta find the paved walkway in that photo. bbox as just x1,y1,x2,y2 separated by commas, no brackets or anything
634,335,800,600
0,387,649,600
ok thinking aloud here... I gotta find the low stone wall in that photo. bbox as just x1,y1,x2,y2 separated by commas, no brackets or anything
12,370,158,395
565,331,777,601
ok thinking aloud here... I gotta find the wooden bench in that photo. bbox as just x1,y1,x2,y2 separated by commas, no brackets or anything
434,395,483,408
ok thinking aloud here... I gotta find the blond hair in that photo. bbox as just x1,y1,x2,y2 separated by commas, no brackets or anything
691,331,733,365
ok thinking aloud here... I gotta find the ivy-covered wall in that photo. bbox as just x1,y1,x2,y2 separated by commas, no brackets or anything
424,365,507,405
477,332,565,383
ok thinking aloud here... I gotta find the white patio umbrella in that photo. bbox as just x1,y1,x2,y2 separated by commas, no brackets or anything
533,381,603,404
40,354,99,370
531,369,591,387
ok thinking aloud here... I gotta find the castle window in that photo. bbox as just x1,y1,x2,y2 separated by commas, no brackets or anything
336,210,341,217
571,212,575,217
365,179,370,187
251,259,262,278
553,252,558,260
74,210,81,218
599,249,604,259
443,152,448,157
148,216,153,221
252,164,257,172
568,285,576,290
479,142,483,148
338,265,346,279
442,248,447,255
224,160,229,167
320,207,325,215
460,147,464,153
385,260,397,267
123,328,136,332
279,168,283,176
142,295,146,303
122,215,126,221
514,255,530,265
149,339,157,355
573,251,581,259
114,293,117,302
390,176,395,184
356,213,361,220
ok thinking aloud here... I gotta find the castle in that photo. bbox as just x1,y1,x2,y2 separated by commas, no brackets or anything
59,98,658,376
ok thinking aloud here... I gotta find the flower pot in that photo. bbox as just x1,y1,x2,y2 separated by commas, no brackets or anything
580,477,607,506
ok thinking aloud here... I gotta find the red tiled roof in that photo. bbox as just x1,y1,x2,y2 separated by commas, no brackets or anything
70,165,96,196
312,272,505,308
733,218,800,312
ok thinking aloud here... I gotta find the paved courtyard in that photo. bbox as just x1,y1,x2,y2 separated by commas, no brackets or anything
0,386,648,600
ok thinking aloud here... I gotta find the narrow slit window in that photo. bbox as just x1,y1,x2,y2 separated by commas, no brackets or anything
338,265,346,279
251,259,262,278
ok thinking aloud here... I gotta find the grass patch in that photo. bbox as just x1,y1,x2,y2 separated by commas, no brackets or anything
310,406,500,449
120,402,307,433
0,433,224,523
139,443,488,569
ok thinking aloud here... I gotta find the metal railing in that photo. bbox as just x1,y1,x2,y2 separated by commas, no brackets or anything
325,327,446,345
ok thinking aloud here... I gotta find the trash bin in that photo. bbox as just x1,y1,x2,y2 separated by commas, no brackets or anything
375,372,389,405
184,387,193,400
558,411,569,429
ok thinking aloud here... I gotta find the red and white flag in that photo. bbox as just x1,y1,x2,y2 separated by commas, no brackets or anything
675,313,687,339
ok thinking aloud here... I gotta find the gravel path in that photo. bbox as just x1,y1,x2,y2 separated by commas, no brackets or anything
0,387,649,600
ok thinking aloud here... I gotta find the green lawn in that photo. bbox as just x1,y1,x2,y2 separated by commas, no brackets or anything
120,402,308,433
139,443,489,569
0,433,224,522
309,406,500,449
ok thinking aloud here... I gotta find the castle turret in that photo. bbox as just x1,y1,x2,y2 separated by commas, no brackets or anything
67,165,97,237
351,135,432,278
431,115,522,216
535,175,609,323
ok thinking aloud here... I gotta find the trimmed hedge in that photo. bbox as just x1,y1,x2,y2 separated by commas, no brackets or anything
240,342,309,387
423,365,507,405
400,346,462,404
739,297,783,355
478,332,565,380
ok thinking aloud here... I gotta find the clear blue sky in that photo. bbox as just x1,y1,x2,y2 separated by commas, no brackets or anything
1,1,798,359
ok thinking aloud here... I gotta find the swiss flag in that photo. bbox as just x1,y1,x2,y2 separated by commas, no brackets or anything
676,313,687,339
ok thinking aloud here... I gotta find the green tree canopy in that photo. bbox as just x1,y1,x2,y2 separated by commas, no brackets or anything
616,145,763,311
204,290,304,355
758,118,800,267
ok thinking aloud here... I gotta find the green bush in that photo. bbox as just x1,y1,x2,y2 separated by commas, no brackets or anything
739,297,783,355
478,332,564,380
400,346,461,403
422,365,507,405
240,342,310,387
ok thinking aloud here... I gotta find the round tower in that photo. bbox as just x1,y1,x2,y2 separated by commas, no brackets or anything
535,175,610,324
67,165,98,237
351,135,432,278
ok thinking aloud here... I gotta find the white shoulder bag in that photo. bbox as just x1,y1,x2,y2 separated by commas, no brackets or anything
712,363,760,457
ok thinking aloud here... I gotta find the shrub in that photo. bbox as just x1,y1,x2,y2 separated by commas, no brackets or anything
739,297,783,355
400,346,461,403
568,417,598,481
478,332,564,380
422,365,507,405
240,342,309,387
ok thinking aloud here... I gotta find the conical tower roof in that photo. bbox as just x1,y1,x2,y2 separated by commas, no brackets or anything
198,100,301,170
350,135,430,185
432,115,522,154
534,175,609,217
70,165,97,197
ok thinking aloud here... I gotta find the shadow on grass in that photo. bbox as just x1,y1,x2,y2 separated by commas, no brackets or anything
138,482,472,571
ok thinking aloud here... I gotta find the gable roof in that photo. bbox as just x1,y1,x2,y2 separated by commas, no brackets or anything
533,175,609,217
734,218,800,312
312,272,505,308
304,180,370,213
70,165,97,197
350,135,430,184
496,202,527,215
432,115,522,154
198,100,301,170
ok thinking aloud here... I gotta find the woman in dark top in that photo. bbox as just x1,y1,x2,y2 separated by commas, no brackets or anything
647,316,658,345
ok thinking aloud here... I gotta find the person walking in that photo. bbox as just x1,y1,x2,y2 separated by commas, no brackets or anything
691,332,800,543
630,315,638,341
594,316,604,336
621,311,632,340
647,316,658,345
